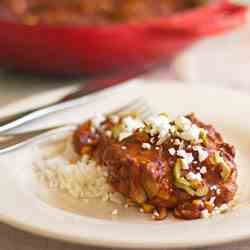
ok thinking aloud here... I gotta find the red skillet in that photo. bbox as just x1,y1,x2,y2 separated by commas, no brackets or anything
0,0,248,76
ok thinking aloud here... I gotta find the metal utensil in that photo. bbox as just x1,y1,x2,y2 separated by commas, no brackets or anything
0,98,152,154
0,74,136,133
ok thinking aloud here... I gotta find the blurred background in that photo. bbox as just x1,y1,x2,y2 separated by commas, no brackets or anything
176,19,250,92
1,20,250,104
0,0,248,105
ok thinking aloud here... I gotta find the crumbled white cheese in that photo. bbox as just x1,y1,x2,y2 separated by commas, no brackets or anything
168,148,176,156
110,115,119,124
118,116,145,141
211,185,221,194
175,116,191,131
105,130,112,138
156,133,170,145
123,116,145,132
184,153,194,165
146,115,171,138
91,114,106,129
177,150,194,164
179,124,201,142
216,189,221,195
119,132,133,141
155,146,160,151
219,204,229,212
121,146,127,150
174,138,181,145
200,166,207,174
209,196,216,205
153,210,159,217
186,172,202,182
87,138,92,143
142,143,151,150
201,209,210,218
177,149,185,157
197,148,209,162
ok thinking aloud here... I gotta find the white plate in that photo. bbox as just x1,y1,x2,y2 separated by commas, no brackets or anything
1,80,250,249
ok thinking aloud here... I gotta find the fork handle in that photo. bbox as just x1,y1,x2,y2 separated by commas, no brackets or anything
0,124,77,154
0,99,88,133
0,83,101,133
0,71,140,133
0,105,50,132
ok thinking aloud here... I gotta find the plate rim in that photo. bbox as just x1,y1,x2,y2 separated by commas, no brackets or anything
1,212,250,250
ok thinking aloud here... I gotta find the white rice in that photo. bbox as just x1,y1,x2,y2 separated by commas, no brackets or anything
34,137,125,205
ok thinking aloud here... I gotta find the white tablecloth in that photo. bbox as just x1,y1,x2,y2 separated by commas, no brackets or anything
1,24,250,249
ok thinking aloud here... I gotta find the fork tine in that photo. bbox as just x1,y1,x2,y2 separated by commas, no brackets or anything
130,103,150,116
122,99,153,119
116,100,152,119
114,99,146,115
127,101,152,119
107,98,148,117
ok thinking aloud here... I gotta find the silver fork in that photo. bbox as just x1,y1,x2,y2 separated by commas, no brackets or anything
0,74,139,133
0,98,152,154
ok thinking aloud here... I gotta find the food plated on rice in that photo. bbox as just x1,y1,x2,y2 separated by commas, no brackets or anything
35,111,238,221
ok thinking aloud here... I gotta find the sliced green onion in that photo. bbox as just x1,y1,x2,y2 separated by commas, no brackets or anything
210,152,232,182
173,159,208,197
159,112,170,118
111,124,123,139
200,128,208,146
221,162,232,181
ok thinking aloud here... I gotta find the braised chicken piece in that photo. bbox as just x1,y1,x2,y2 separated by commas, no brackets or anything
73,112,238,220
0,0,208,26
